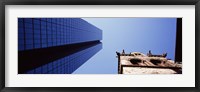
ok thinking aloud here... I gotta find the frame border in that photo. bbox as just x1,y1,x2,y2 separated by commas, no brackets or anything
0,0,199,92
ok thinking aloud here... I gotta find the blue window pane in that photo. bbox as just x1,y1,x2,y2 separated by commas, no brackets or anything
18,44,24,51
35,67,42,74
24,18,32,23
34,44,40,48
42,64,48,73
18,18,23,22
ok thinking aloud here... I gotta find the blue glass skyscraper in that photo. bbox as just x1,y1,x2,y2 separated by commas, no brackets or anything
18,18,102,74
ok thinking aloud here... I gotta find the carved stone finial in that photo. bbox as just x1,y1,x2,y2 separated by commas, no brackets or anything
122,49,125,54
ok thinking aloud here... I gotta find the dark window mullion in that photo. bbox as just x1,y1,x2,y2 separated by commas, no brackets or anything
32,18,35,48
46,18,48,47
40,18,42,47
60,19,62,45
22,18,26,50
56,19,58,46
51,19,53,46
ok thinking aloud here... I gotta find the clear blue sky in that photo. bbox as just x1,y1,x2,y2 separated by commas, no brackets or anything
73,18,177,74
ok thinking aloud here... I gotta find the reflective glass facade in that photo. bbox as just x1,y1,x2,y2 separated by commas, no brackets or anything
26,43,102,74
18,18,102,51
18,18,102,74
